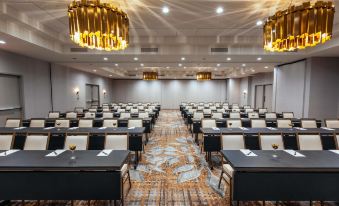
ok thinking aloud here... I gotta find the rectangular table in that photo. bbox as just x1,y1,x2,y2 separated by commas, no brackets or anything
0,127,145,167
0,150,129,202
221,150,339,202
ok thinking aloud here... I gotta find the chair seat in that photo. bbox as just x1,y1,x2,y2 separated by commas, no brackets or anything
120,164,128,177
222,164,234,178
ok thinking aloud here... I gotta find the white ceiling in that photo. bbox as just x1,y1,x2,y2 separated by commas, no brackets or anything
0,0,338,79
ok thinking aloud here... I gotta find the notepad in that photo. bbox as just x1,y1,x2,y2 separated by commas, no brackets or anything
0,150,19,157
321,127,335,131
295,127,307,131
46,150,66,157
240,149,257,157
68,127,79,130
212,127,220,131
14,127,26,130
284,150,305,157
98,127,107,130
128,127,135,130
43,127,55,130
329,150,339,155
97,149,113,157
239,127,249,131
267,127,277,130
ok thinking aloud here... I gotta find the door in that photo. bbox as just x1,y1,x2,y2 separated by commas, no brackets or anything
264,84,273,112
86,84,100,108
255,85,264,109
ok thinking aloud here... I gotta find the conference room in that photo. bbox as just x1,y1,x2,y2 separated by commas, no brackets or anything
0,0,338,205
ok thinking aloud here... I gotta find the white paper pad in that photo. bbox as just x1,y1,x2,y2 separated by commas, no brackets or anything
128,127,135,130
46,150,66,157
295,127,307,131
212,127,220,131
0,150,19,157
68,127,79,130
97,149,113,157
14,127,26,130
284,150,305,157
98,127,107,130
239,127,249,131
43,127,55,130
267,127,277,130
329,150,339,155
240,149,257,157
321,127,335,131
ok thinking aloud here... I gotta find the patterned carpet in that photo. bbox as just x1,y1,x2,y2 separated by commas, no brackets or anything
7,110,339,206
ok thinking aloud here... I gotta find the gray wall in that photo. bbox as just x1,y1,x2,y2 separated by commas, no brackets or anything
226,78,241,104
111,80,227,109
249,73,274,107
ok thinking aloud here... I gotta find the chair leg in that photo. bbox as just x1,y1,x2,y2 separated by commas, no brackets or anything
21,200,24,206
128,171,131,188
88,200,91,206
218,170,223,188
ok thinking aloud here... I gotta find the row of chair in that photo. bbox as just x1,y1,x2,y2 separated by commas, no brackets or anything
199,118,339,128
182,102,240,107
192,111,294,119
185,105,255,111
48,111,150,119
5,118,144,128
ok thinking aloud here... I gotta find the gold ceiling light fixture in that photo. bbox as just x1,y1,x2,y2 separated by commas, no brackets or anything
196,72,212,80
264,1,335,52
68,0,129,51
143,72,158,80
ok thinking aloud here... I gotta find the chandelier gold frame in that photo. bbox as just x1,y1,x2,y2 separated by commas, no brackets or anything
264,1,335,52
196,72,212,80
68,0,129,51
143,72,158,80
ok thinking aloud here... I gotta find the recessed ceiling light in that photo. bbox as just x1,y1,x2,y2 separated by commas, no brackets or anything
242,64,246,67
257,57,262,61
115,63,118,66
109,75,112,77
184,66,187,69
178,63,182,67
264,66,269,69
181,57,186,61
256,20,263,26
133,57,138,61
217,63,221,67
227,57,231,61
103,57,108,61
166,66,170,69
140,63,144,67
216,6,224,14
93,69,97,72
0,40,6,44
162,6,169,14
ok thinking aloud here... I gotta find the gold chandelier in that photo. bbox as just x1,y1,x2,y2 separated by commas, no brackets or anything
264,1,335,52
143,72,158,80
196,72,212,80
68,0,129,51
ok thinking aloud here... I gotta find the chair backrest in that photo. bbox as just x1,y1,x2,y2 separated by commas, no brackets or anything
216,109,224,113
258,108,268,114
298,134,322,150
88,108,97,112
5,119,21,128
48,112,60,119
201,119,216,128
223,105,229,110
248,112,259,119
103,119,118,128
336,134,339,149
301,119,317,128
203,109,212,114
188,109,197,113
120,112,131,119
0,134,14,150
211,112,223,119
325,120,339,128
232,108,240,112
282,112,294,118
117,108,125,113
245,108,254,113
105,134,128,150
138,112,149,118
277,119,293,128
210,106,216,110
232,105,239,109
260,134,285,150
84,112,95,119
130,109,138,113
229,112,240,118
64,134,88,150
197,106,204,110
74,107,84,113
265,112,277,119
102,108,110,112
24,134,49,150
193,112,204,120
138,106,144,110
66,112,77,119
30,119,45,128
226,119,242,128
125,106,131,110
128,119,143,127
251,119,266,128
78,119,93,128
243,105,251,109
55,119,70,128
102,112,114,119
222,134,245,150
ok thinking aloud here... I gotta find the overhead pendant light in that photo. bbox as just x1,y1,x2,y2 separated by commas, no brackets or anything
264,1,335,52
68,0,129,51
143,72,158,80
196,72,212,80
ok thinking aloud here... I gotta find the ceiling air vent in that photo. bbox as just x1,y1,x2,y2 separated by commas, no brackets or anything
70,48,88,52
141,48,158,53
128,74,137,77
214,74,225,77
158,74,165,77
211,48,228,53
185,74,194,77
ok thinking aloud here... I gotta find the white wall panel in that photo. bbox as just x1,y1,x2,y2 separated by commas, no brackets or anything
111,80,227,109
